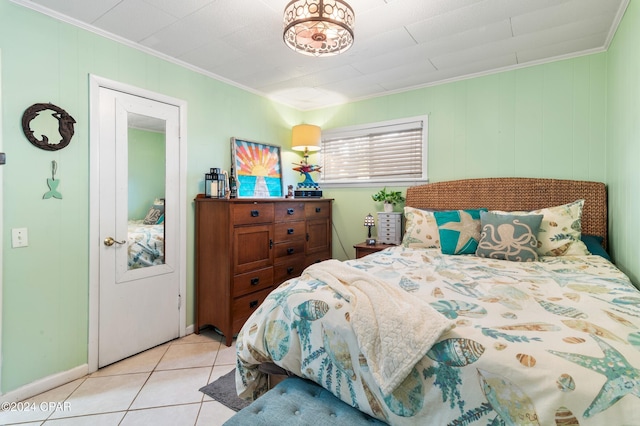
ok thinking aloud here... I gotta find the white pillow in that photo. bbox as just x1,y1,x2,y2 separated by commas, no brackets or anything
401,207,440,249
494,200,590,256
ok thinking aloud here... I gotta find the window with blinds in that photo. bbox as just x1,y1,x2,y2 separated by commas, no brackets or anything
319,116,428,185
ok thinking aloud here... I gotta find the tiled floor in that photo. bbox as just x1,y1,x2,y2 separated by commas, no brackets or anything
0,329,237,425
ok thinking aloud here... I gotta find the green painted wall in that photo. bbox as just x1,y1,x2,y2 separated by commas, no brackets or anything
128,128,165,220
606,0,640,285
1,0,637,397
306,54,608,260
0,0,300,393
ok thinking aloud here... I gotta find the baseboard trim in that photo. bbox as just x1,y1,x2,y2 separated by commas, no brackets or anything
1,327,196,402
0,364,88,403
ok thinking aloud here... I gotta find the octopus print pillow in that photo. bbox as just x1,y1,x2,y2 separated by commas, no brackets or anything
476,211,543,262
434,209,486,255
143,201,165,225
402,207,440,249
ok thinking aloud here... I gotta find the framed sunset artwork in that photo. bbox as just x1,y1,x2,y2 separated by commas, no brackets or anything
231,137,283,198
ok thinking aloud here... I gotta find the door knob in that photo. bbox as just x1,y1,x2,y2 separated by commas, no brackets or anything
104,236,126,246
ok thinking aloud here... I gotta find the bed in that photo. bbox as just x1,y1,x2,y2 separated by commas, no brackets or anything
235,177,639,425
127,220,165,268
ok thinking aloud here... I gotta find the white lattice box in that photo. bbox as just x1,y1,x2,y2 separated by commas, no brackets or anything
377,212,402,245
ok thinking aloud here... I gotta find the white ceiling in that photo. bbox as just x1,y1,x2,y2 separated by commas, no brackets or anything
13,0,629,110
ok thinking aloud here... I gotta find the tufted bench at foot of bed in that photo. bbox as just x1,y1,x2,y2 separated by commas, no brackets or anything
224,377,387,425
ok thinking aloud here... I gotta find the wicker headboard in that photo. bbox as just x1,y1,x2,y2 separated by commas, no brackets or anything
406,177,607,247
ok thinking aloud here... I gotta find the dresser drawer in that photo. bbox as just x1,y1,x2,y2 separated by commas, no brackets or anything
304,249,331,267
274,240,305,260
379,229,400,244
274,255,305,284
378,212,400,219
378,213,401,225
232,287,273,333
305,202,330,219
233,203,274,225
233,267,273,298
275,202,306,221
378,228,398,237
378,235,398,244
379,218,398,226
274,221,305,242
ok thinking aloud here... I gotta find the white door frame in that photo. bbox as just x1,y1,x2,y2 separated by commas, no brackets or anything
0,49,4,393
88,75,187,373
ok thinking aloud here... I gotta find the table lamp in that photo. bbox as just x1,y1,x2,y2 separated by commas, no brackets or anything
291,124,322,198
364,213,376,245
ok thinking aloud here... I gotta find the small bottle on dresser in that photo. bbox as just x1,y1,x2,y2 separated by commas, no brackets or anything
229,167,238,198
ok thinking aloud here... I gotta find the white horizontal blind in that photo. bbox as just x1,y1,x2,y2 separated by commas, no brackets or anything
320,117,427,184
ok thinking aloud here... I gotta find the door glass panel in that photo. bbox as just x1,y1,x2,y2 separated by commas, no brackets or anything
127,112,166,270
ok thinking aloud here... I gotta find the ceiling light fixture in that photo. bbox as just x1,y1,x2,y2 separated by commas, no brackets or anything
283,0,355,57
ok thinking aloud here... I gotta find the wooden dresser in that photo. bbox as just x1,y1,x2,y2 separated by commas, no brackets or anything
194,196,332,345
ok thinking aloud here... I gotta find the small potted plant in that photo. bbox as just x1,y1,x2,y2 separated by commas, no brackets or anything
372,187,405,212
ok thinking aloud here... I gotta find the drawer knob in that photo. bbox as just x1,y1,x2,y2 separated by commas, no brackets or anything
249,300,259,309
287,267,294,274
250,210,259,217
250,277,260,286
287,208,295,215
315,207,321,213
287,228,294,234
287,247,295,255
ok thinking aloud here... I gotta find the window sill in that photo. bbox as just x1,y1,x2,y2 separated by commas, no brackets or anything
318,179,429,189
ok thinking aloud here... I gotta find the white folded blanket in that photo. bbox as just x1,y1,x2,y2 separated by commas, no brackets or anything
304,259,453,395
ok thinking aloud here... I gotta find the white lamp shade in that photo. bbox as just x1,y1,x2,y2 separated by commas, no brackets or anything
291,124,321,152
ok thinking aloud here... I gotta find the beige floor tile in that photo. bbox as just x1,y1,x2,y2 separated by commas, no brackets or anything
130,367,211,409
156,342,219,370
213,342,237,366
0,406,49,426
43,411,126,425
0,378,85,424
4,331,242,425
92,344,170,377
48,373,149,419
120,403,201,426
209,365,236,383
196,400,236,426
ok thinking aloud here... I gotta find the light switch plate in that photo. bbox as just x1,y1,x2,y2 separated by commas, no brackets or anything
11,228,28,248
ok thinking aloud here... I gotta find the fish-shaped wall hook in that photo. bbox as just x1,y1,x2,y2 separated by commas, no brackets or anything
43,160,62,199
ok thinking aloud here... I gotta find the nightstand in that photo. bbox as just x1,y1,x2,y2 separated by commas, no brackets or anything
353,241,396,259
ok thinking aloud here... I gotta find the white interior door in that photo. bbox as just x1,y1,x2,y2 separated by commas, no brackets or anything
97,87,181,367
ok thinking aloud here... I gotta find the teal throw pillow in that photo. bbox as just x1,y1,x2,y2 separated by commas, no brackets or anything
476,211,543,262
434,209,486,255
581,234,610,261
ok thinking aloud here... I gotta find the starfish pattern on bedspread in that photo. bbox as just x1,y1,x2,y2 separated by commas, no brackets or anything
548,335,640,417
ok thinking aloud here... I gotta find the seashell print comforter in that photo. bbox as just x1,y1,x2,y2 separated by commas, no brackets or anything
235,246,640,425
127,221,164,269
